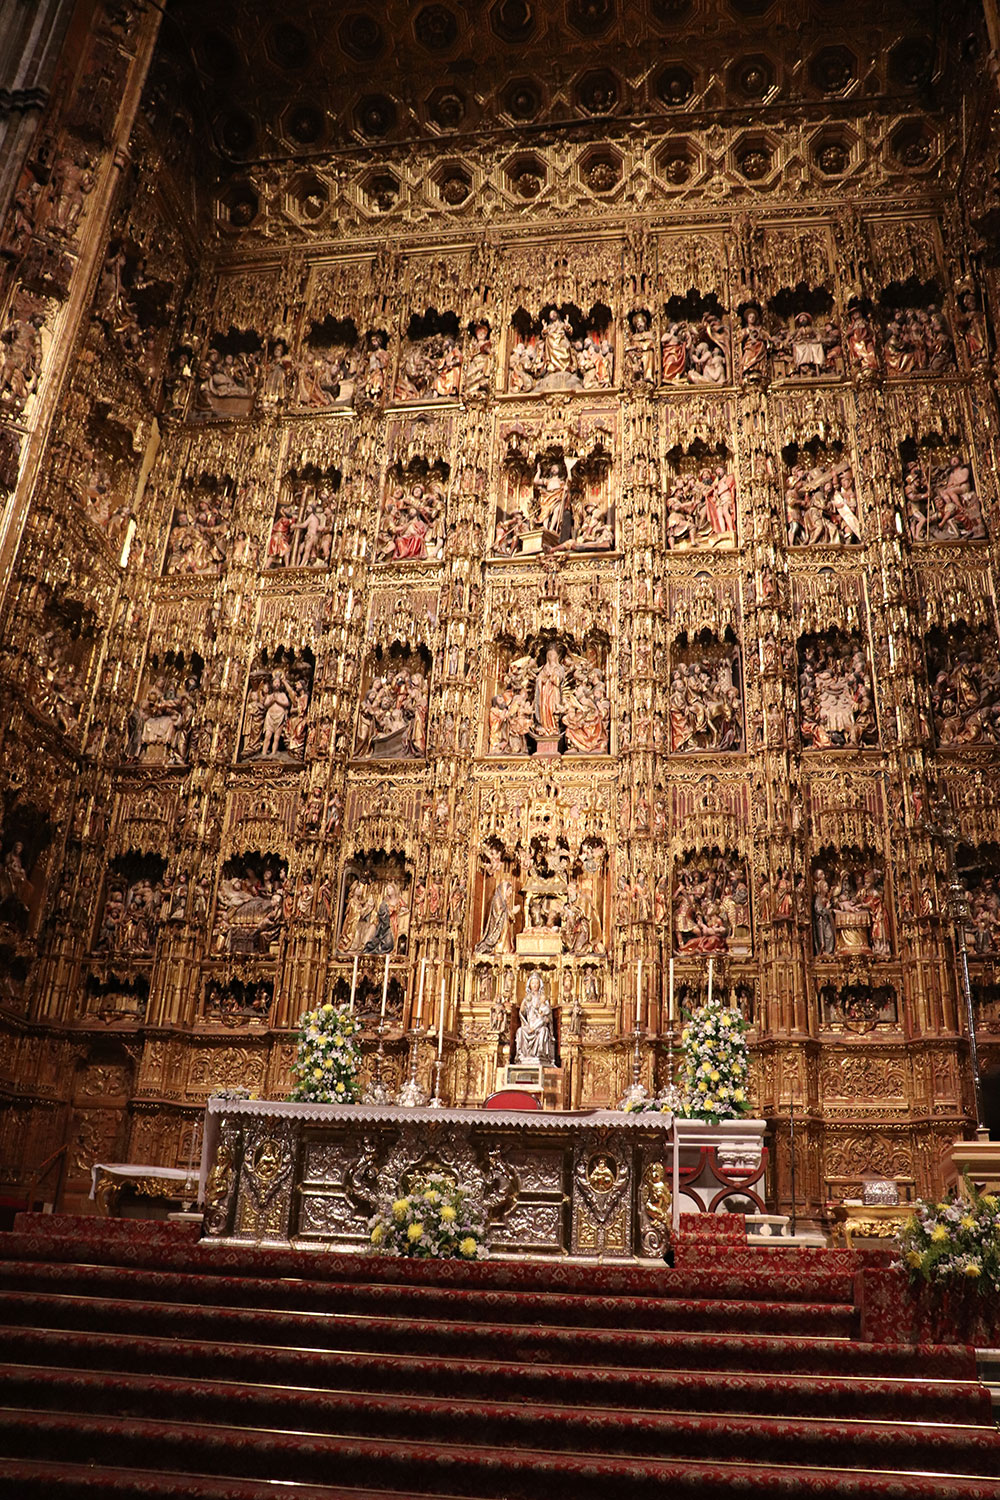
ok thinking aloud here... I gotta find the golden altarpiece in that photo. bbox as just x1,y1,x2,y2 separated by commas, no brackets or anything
2,0,1000,1221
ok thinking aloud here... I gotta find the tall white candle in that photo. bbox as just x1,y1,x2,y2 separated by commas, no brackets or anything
349,954,358,1015
707,956,714,1007
668,956,674,1024
416,956,426,1026
636,957,642,1028
380,952,389,1019
437,972,445,1057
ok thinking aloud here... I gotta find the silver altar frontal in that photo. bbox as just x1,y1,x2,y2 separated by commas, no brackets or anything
200,1100,767,1260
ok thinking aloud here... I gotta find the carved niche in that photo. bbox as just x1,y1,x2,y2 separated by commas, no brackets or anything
810,849,892,959
374,456,448,564
667,629,744,754
659,290,731,386
878,277,955,376
265,465,339,569
507,300,614,393
495,422,613,557
783,436,861,547
353,645,430,761
212,852,287,958
926,623,1000,748
798,629,878,750
94,850,168,959
125,650,202,765
901,442,986,543
162,473,236,577
487,635,611,757
237,649,314,762
663,442,737,552
394,307,463,402
672,849,752,957
337,851,412,957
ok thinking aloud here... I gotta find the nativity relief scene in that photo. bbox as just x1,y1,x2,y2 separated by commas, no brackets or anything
4,0,1000,1243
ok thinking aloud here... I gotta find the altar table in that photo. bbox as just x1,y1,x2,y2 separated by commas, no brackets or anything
200,1100,767,1261
90,1163,200,1217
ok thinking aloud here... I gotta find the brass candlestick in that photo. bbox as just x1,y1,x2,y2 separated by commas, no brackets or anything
396,1027,428,1107
429,1052,446,1108
619,1018,649,1110
363,1017,394,1104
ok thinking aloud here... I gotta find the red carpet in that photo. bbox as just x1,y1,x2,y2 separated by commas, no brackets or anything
0,1213,997,1498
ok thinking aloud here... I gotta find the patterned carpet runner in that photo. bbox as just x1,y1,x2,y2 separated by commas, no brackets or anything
0,1212,997,1498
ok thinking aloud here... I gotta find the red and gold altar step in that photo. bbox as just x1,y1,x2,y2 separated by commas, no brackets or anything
0,1215,996,1498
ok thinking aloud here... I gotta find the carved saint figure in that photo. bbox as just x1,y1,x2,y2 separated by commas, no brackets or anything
738,304,771,382
514,970,555,1065
474,877,518,955
624,311,656,385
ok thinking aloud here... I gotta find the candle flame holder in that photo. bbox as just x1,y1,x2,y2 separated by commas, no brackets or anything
362,1017,394,1104
618,1018,650,1110
396,1026,429,1107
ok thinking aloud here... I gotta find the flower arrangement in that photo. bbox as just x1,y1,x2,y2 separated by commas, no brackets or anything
897,1181,1000,1300
208,1086,256,1101
289,1000,362,1104
368,1171,488,1259
678,996,751,1124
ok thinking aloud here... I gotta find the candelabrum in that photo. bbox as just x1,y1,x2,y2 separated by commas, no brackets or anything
428,1051,447,1108
362,1017,394,1104
618,1018,649,1110
658,1022,685,1112
922,795,987,1136
396,1026,429,1107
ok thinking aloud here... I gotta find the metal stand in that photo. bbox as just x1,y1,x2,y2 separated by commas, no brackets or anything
396,1027,428,1107
619,1019,649,1110
428,1054,446,1108
923,797,989,1138
657,1022,684,1112
788,1098,797,1237
362,1018,394,1104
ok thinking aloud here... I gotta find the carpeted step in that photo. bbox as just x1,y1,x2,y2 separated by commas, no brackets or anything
1,1409,998,1500
0,1254,861,1316
0,1285,858,1348
0,1343,987,1424
1,1365,996,1474
0,1461,445,1500
0,1318,975,1383
0,1225,881,1291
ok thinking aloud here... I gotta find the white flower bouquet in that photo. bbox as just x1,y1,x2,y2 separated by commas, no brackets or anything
368,1171,488,1259
678,995,751,1123
289,1000,362,1104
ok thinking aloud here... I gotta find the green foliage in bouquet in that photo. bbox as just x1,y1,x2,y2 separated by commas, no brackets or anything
897,1180,1000,1298
678,995,751,1124
368,1171,488,1259
289,1001,361,1104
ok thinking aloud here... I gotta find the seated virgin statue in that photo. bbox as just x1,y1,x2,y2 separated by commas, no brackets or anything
514,970,556,1065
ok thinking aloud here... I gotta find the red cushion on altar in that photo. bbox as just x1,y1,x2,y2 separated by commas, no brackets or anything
482,1090,541,1111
